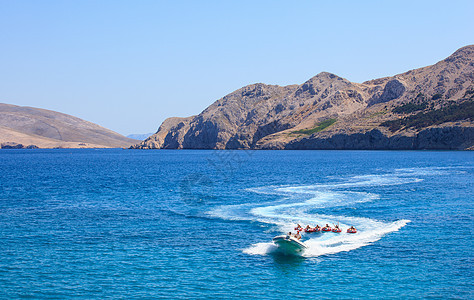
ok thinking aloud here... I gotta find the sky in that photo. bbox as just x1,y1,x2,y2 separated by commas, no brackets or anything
0,1,473,135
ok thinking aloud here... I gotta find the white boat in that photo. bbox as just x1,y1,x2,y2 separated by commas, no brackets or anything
272,234,308,254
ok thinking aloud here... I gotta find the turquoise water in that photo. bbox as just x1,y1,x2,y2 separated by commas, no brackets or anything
0,149,472,299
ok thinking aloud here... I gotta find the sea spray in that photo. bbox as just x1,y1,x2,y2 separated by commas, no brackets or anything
209,169,419,257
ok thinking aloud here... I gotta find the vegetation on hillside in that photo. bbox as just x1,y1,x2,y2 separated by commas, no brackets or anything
291,118,337,135
391,93,432,114
381,100,474,132
392,102,428,114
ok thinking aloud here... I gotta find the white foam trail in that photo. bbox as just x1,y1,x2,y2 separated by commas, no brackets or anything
302,219,410,257
207,168,450,257
244,219,410,257
243,242,278,255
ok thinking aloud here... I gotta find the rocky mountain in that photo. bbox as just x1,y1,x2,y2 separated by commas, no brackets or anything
0,104,139,149
133,45,474,150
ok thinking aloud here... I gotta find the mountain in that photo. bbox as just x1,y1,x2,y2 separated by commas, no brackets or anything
0,104,139,149
127,133,154,141
133,45,474,150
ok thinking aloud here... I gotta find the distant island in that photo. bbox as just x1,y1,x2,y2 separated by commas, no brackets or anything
132,45,474,150
0,104,138,149
127,133,154,141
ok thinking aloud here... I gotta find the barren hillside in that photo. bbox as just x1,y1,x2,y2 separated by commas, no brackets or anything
0,104,139,148
133,45,474,150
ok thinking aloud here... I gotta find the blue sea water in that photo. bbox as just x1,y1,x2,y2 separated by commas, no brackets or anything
0,149,472,299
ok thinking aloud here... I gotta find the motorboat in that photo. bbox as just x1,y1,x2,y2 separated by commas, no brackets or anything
272,234,308,254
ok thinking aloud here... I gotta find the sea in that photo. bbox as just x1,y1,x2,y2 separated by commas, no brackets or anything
0,149,472,299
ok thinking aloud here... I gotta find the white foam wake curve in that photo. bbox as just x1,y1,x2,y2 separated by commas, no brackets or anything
207,169,436,257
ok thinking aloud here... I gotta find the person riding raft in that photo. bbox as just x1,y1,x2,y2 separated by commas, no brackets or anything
347,226,357,233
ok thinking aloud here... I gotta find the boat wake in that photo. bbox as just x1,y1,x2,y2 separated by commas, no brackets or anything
207,168,451,257
243,219,409,257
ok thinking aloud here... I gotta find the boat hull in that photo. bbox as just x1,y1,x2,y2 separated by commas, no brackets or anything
272,235,307,254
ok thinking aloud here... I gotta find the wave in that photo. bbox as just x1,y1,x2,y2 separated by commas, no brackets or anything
207,168,444,257
243,219,410,257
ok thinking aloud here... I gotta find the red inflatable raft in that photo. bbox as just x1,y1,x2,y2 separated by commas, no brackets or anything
347,228,357,233
305,227,321,233
322,227,332,232
332,228,342,233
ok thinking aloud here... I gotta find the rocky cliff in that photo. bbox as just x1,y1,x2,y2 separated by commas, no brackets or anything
133,45,474,150
0,104,139,148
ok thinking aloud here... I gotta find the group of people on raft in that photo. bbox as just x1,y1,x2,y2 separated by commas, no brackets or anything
290,223,357,237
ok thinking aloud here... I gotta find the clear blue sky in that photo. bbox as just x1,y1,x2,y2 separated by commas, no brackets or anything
0,0,473,135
